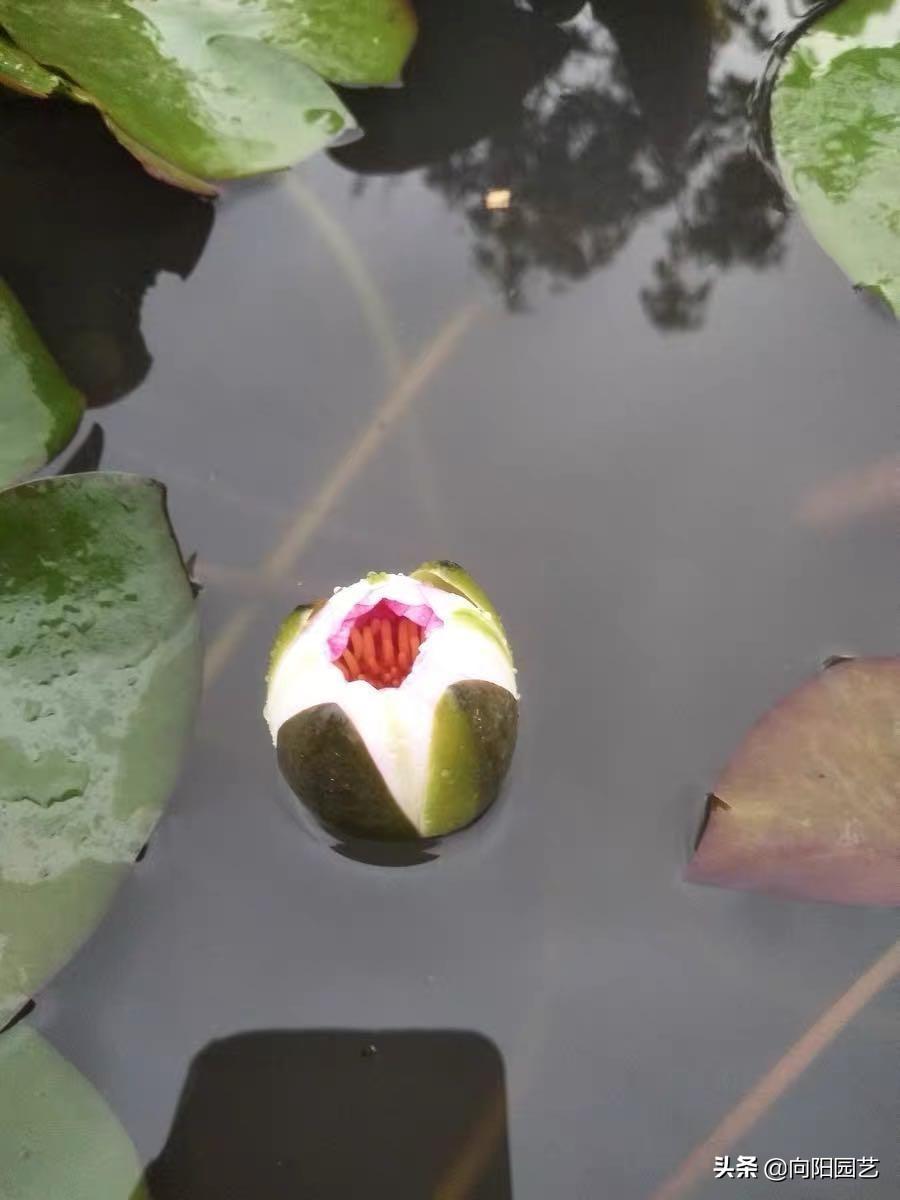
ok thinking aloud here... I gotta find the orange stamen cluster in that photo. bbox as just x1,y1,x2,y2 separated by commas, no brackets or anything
335,603,424,689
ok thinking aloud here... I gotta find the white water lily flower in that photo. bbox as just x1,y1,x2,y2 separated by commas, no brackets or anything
264,562,519,841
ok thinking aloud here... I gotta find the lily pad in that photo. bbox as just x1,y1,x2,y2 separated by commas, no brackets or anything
687,658,900,906
0,0,418,187
770,0,900,312
0,32,59,96
0,1024,148,1200
0,473,201,1025
0,280,84,488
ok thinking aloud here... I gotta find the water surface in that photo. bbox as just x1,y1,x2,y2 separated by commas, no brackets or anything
14,2,898,1196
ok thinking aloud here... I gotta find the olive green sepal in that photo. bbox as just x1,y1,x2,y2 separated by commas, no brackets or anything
267,602,322,683
277,703,418,842
411,561,508,641
422,682,519,838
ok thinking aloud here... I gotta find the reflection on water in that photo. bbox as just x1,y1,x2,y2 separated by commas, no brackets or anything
55,423,105,476
300,772,514,869
7,5,898,1197
145,1031,511,1200
0,95,213,407
333,0,788,330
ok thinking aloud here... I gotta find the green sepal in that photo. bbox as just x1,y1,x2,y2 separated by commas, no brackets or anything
411,561,509,641
277,702,418,842
450,607,514,663
422,681,519,838
266,602,322,683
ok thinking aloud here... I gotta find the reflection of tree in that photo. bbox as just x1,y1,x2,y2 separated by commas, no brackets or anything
334,0,789,331
642,61,790,329
0,95,212,405
426,55,671,309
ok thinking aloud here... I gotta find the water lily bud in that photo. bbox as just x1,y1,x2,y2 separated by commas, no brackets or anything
264,563,519,842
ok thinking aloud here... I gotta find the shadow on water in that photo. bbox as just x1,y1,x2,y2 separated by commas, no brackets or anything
0,95,213,408
329,834,441,867
55,423,106,475
332,0,789,330
144,1030,512,1200
274,755,516,870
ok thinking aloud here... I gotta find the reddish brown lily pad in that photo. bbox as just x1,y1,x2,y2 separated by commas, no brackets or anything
687,658,900,906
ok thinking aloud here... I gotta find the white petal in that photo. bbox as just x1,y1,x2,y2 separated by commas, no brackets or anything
265,575,517,830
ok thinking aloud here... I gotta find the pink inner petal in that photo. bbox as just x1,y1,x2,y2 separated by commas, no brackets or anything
327,596,442,659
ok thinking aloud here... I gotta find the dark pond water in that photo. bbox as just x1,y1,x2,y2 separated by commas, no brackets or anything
7,1,898,1196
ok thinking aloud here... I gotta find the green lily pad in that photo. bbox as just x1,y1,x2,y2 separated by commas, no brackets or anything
687,658,900,906
771,0,900,312
0,32,59,96
0,0,418,187
0,1024,148,1200
0,280,84,488
0,473,201,1025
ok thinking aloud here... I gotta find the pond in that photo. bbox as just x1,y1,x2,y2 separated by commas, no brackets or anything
1,1,898,1197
